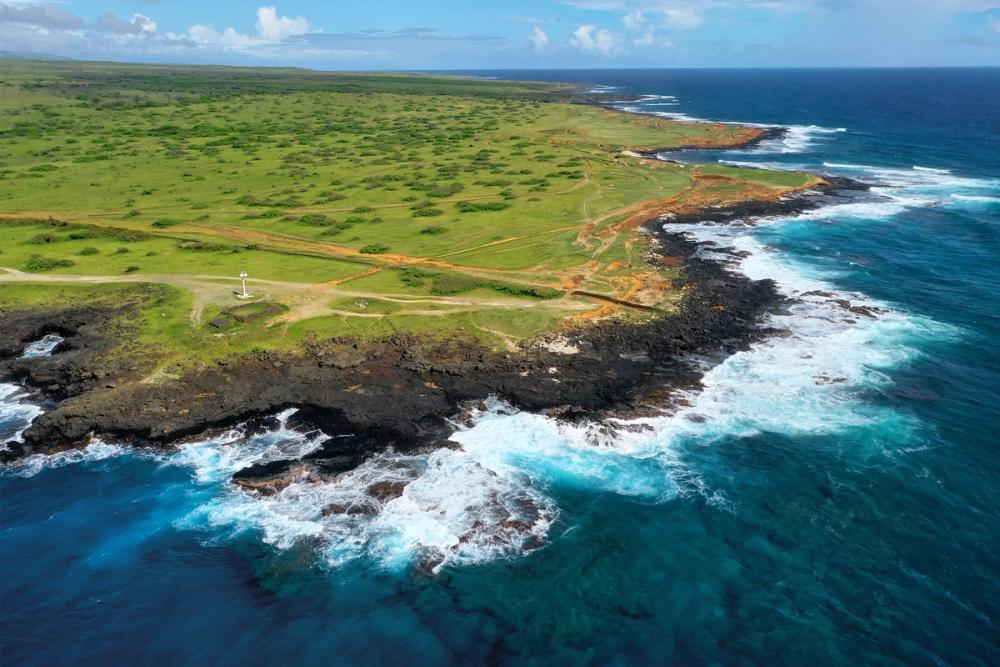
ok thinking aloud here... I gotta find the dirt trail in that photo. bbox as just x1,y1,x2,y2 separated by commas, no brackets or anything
0,266,591,326
1,171,819,328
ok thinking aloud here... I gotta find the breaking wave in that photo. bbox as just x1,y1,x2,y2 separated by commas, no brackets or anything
2,96,973,577
19,334,64,359
613,96,847,154
174,410,558,573
0,383,45,446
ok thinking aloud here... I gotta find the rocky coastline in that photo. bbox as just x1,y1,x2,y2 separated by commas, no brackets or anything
1,170,869,485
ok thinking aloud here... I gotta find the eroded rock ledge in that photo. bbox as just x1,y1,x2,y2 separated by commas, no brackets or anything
1,178,867,468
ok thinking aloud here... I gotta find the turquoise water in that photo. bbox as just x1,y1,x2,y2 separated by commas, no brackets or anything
3,69,999,665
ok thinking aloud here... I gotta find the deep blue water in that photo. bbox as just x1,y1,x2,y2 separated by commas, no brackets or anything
3,69,999,665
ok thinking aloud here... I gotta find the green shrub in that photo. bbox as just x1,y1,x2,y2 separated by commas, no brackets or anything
152,219,179,228
413,207,444,217
78,247,100,256
178,241,229,251
360,243,389,254
298,213,331,226
419,226,447,235
396,267,559,299
114,247,130,254
24,255,74,272
456,202,510,213
124,265,140,273
28,233,58,244
428,273,479,295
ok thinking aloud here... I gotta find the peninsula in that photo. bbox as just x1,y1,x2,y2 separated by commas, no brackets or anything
0,61,841,463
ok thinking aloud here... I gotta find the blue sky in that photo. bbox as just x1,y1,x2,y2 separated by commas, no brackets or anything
1,1,998,68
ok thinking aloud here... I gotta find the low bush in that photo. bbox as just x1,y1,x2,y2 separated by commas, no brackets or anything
412,207,444,217
456,201,510,213
24,255,74,272
298,213,332,226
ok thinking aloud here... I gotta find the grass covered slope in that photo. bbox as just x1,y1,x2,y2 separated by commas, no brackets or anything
1,60,819,366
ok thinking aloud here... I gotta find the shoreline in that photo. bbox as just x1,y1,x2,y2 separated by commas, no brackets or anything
1,170,865,477
0,90,868,484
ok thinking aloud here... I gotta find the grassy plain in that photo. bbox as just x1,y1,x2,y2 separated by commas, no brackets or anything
0,60,818,370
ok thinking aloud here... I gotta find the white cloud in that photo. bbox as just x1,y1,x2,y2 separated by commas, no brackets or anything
255,5,309,42
621,7,688,48
989,17,1000,33
530,25,550,50
623,11,646,31
0,1,83,30
184,5,311,50
661,7,703,29
185,23,259,48
94,12,157,35
133,14,157,34
570,24,620,54
633,30,655,45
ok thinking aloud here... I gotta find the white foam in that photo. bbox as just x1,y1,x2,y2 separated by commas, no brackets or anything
626,215,957,453
764,125,846,154
169,409,325,484
0,383,43,447
180,437,557,573
621,96,847,155
443,210,954,503
6,438,128,478
822,162,997,191
815,162,999,215
19,334,64,359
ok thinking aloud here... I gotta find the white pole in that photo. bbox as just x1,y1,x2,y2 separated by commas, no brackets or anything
240,270,248,298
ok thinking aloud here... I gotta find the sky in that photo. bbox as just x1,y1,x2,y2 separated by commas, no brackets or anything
1,1,998,69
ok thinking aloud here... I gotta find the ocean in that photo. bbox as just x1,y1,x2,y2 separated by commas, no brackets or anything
2,68,998,665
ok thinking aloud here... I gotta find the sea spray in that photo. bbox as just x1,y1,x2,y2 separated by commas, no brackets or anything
19,334,64,359
0,383,45,446
0,95,980,577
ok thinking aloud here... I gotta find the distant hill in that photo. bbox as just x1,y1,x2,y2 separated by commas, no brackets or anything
0,51,73,61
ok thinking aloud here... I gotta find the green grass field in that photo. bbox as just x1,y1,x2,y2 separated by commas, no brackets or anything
1,60,818,370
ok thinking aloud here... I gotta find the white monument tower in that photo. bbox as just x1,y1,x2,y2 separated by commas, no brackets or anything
239,269,249,299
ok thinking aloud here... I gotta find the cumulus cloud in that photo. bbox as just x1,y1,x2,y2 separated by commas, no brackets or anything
179,6,311,50
633,31,655,45
0,2,84,30
94,13,157,35
255,5,309,42
184,24,259,48
185,5,310,49
621,7,687,48
660,7,703,28
530,25,550,50
623,11,645,31
0,4,397,63
570,24,620,54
